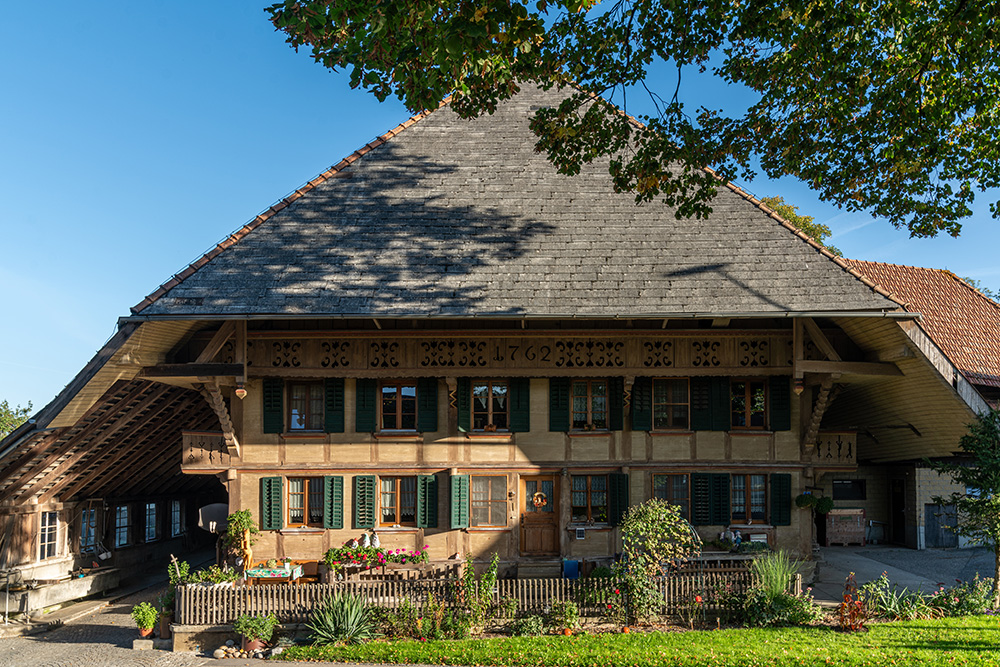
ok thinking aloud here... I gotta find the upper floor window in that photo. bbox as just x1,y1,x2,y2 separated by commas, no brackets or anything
653,378,689,430
471,475,507,527
171,500,183,537
731,474,767,523
571,474,608,523
731,380,767,429
289,381,324,431
288,477,324,527
81,508,97,552
381,383,417,431
380,476,417,526
572,380,607,430
144,502,159,542
653,473,690,520
40,511,58,560
472,381,508,431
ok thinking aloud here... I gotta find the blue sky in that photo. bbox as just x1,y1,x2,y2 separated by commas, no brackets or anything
3,1,998,411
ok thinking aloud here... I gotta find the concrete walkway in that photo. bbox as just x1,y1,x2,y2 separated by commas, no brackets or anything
809,544,995,605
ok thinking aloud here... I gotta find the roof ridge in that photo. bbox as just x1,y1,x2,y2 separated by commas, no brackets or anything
130,98,452,315
847,259,1000,313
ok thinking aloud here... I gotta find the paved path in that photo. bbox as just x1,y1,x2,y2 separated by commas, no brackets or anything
810,545,995,605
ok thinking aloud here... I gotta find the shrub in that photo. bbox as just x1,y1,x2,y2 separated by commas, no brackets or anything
131,601,158,630
307,593,380,645
838,572,870,632
860,572,939,620
497,596,519,619
928,577,995,617
458,552,499,631
191,564,240,584
750,550,800,599
234,613,280,643
729,588,822,627
509,614,544,636
441,608,472,639
546,600,580,631
223,509,259,553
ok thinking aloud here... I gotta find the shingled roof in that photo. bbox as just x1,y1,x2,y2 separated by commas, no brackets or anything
134,85,898,319
845,260,1000,388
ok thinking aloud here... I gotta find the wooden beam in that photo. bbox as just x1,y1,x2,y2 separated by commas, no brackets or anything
0,383,150,503
796,360,902,376
0,431,63,481
37,386,180,503
868,345,916,363
198,382,240,457
802,377,838,447
139,363,242,378
235,320,247,383
194,321,236,364
55,393,207,501
793,319,804,380
802,318,841,361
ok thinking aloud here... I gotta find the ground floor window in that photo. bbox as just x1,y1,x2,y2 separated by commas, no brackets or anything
114,505,131,547
380,476,417,526
171,500,183,537
653,473,690,520
471,475,507,527
144,502,159,542
288,477,324,527
39,511,58,560
81,508,97,552
571,475,608,523
731,474,766,523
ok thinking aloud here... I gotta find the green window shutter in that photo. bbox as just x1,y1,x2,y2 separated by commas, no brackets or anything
608,473,629,526
353,475,376,529
711,377,731,431
691,378,712,431
710,473,731,524
417,474,439,528
548,378,571,432
691,473,712,526
355,379,377,432
417,378,438,432
324,378,345,433
769,376,791,432
457,378,471,433
509,377,530,433
323,476,344,529
262,378,284,434
450,474,470,529
691,473,730,526
608,377,624,431
770,473,792,526
260,476,283,530
631,377,653,431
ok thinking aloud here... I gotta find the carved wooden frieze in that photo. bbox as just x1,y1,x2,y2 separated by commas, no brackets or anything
814,432,857,466
181,431,231,470
236,333,796,375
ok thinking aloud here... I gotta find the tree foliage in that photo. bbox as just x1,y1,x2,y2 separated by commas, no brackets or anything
960,277,999,302
0,400,31,439
761,196,841,257
267,0,1000,238
927,408,1000,606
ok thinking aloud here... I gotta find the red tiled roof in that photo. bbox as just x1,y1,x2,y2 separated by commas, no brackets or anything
845,260,1000,388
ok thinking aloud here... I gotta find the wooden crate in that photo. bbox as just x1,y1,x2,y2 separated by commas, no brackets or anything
826,508,866,546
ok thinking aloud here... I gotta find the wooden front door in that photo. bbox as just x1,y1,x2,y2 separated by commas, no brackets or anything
521,475,558,556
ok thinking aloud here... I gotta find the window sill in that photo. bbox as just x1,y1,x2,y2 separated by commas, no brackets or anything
466,433,513,443
650,430,693,436
568,431,611,437
467,526,511,532
282,432,326,439
376,526,420,533
729,430,773,436
280,527,324,534
374,432,420,440
568,524,611,531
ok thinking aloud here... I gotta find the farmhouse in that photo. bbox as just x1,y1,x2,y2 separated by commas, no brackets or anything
0,85,987,593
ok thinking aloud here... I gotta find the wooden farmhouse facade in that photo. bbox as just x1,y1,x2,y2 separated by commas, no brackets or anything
0,85,989,588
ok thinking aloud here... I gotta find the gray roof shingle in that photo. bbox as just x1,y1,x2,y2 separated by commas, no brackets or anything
135,85,897,318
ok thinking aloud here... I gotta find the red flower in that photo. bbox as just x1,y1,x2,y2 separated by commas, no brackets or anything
695,595,703,603
614,589,620,594
607,603,612,609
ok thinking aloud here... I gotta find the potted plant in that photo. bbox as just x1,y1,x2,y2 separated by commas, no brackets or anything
223,509,260,570
233,613,279,651
156,592,174,639
131,601,158,637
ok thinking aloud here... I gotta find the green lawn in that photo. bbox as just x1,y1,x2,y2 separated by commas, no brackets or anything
275,616,1000,666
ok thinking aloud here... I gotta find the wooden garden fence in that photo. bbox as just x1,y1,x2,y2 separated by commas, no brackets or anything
176,571,799,626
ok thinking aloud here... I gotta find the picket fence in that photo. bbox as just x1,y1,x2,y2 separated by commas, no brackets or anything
176,571,797,626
